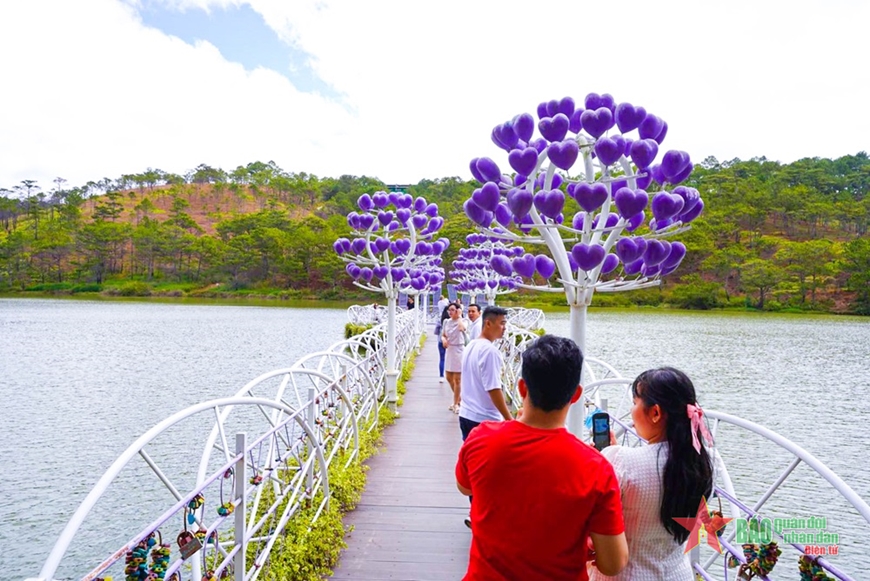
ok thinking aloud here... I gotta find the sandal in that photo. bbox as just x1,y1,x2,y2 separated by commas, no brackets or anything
448,404,455,412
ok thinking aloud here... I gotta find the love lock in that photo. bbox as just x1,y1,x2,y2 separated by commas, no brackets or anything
177,530,203,560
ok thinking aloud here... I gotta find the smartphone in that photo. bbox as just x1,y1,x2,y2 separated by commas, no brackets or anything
592,412,611,451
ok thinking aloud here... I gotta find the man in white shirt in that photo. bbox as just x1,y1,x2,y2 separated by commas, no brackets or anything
458,306,511,439
466,303,482,341
437,295,449,312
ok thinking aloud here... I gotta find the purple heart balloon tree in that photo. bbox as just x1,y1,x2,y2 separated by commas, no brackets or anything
450,232,523,305
334,191,448,410
465,93,705,432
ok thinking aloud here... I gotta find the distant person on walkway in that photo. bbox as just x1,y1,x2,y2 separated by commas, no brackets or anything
441,303,468,413
466,303,482,341
406,295,415,310
371,302,382,323
435,303,450,383
438,295,449,312
589,367,713,581
456,335,628,581
457,306,510,439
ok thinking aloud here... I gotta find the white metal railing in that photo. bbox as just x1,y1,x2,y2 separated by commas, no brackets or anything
32,309,421,581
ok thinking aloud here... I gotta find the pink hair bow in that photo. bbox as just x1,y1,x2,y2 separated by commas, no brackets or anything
687,404,714,453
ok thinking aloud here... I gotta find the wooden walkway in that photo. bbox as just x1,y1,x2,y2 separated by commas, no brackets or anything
330,332,471,580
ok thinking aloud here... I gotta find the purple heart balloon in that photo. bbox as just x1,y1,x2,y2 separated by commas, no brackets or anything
569,108,584,133
491,255,514,276
400,194,413,208
391,267,407,280
573,182,608,213
629,139,659,169
429,216,444,231
651,191,686,222
673,186,701,214
538,114,570,142
333,240,344,255
638,114,664,141
535,255,556,279
475,157,502,183
414,196,427,212
377,211,394,226
531,138,548,154
374,237,390,252
346,263,361,279
533,189,565,219
509,147,539,176
613,187,649,218
678,198,704,223
661,150,692,182
594,136,623,166
650,217,674,232
396,208,411,225
388,220,401,232
615,102,647,133
537,102,548,120
512,253,536,278
387,192,399,206
650,164,666,185
507,188,533,219
358,194,374,211
643,239,670,266
585,93,615,112
463,199,486,225
469,158,486,182
351,238,367,255
411,214,427,229
615,237,643,264
558,96,575,117
601,254,619,274
572,211,586,231
359,267,373,282
547,139,579,170
580,107,614,139
372,192,389,207
668,162,694,185
513,113,535,142
663,242,687,268
626,211,645,232
425,203,439,217
572,243,606,271
624,258,644,275
495,203,512,227
472,182,501,213
654,121,668,144
493,122,519,151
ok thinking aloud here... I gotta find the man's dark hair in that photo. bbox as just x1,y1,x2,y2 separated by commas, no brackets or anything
468,303,481,313
521,335,583,412
481,305,507,323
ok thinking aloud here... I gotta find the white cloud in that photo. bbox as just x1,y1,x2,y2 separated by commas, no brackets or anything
1,0,868,192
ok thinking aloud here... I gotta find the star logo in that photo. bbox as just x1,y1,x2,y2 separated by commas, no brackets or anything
673,496,733,554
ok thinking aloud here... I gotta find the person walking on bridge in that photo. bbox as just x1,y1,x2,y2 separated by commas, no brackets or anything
456,335,628,581
457,305,511,435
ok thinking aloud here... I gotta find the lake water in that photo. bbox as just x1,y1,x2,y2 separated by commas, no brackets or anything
2,299,868,579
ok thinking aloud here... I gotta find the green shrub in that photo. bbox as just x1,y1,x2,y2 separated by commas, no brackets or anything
667,278,725,310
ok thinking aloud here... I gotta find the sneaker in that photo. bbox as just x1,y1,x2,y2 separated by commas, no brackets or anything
464,513,472,529
439,377,444,383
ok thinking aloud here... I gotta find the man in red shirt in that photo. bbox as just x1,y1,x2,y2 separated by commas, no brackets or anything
455,335,628,581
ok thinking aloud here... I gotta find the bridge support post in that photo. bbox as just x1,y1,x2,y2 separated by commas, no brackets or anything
235,433,246,581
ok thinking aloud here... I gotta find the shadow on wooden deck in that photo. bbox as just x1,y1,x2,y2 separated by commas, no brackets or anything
330,332,471,580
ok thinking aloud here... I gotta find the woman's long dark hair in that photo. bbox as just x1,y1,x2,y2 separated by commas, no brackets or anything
632,367,714,544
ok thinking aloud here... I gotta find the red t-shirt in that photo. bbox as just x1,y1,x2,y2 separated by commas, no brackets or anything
455,420,624,581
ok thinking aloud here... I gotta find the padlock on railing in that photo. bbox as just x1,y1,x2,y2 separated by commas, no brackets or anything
177,530,203,560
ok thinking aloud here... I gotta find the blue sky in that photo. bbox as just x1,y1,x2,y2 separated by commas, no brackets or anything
136,1,341,99
0,0,868,190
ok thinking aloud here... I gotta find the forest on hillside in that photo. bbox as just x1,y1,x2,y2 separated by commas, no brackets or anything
1,155,869,314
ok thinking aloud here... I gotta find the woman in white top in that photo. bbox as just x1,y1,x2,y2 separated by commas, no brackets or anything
590,367,714,581
441,303,468,413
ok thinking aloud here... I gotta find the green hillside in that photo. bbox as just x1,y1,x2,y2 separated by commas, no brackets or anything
1,155,868,314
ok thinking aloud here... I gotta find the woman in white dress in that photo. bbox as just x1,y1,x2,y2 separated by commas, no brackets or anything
441,303,467,413
590,367,714,581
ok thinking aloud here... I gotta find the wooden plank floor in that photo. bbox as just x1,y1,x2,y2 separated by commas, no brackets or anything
330,331,471,580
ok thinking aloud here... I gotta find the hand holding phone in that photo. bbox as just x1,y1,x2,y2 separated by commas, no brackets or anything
592,412,611,451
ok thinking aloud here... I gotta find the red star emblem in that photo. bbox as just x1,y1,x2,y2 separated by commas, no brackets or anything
673,496,733,554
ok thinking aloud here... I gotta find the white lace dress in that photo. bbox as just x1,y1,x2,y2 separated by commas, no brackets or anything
589,443,694,581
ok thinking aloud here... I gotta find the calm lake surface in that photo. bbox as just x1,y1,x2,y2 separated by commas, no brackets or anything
2,298,868,579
